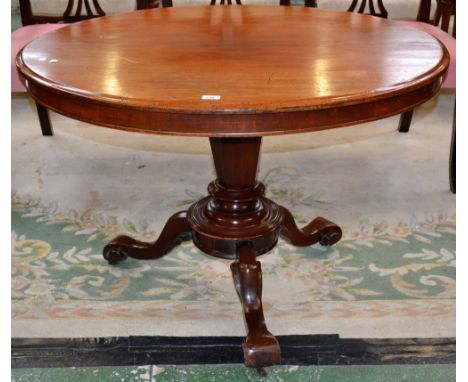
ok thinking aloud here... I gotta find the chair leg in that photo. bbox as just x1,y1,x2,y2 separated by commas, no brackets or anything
398,109,414,133
35,102,54,136
449,104,455,194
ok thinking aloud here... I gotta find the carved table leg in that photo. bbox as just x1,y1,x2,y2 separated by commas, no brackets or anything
103,211,191,264
231,243,281,368
101,136,343,371
279,206,342,246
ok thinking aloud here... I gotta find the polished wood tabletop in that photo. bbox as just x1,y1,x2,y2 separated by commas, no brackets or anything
17,6,448,136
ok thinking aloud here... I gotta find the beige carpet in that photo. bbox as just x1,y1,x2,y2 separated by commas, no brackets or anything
12,92,455,231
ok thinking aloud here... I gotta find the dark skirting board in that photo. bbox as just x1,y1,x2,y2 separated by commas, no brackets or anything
12,335,455,368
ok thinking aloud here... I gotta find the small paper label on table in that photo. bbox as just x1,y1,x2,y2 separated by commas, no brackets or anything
202,95,221,100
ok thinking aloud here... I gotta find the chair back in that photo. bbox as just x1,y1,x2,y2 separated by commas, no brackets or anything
62,0,106,23
280,0,317,6
19,0,160,26
210,0,242,4
417,0,455,37
284,0,387,18
346,0,388,18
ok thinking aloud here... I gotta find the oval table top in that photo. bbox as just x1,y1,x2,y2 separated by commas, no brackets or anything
17,6,449,137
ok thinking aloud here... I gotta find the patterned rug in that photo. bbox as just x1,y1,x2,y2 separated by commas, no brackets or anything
11,91,455,339
11,364,456,382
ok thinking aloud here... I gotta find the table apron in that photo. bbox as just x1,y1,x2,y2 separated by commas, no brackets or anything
24,80,442,137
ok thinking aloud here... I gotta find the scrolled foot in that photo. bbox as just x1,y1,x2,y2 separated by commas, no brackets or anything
231,244,281,368
103,243,128,265
314,217,342,246
102,211,191,264
279,207,342,247
243,330,281,368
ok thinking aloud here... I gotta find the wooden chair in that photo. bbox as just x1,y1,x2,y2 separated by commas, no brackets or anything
280,0,317,6
395,0,456,193
18,0,161,26
285,0,455,192
12,0,160,136
397,0,455,133
281,0,388,17
450,102,455,193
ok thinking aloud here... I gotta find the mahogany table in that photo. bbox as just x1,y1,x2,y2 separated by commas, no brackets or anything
17,5,448,370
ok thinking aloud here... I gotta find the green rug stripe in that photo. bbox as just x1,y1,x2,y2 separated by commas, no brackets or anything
12,206,455,305
11,364,456,382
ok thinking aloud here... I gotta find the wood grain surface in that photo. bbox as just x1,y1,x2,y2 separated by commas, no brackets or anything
17,6,449,136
